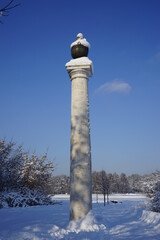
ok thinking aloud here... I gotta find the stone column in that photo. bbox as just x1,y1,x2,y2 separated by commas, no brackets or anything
66,35,93,221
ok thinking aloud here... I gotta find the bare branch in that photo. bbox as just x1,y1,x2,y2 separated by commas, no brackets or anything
2,3,21,12
0,0,21,24
1,0,15,11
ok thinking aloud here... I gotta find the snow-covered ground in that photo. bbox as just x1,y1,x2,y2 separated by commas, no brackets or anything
0,194,160,240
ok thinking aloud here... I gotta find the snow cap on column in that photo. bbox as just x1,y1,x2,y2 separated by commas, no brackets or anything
71,33,90,49
71,33,90,59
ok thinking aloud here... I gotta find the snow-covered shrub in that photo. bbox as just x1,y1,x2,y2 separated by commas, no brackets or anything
0,139,54,195
0,139,55,209
151,182,160,213
0,188,55,208
0,140,24,191
139,171,160,196
21,152,54,194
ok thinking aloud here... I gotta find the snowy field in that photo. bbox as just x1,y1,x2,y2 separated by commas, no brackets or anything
0,194,160,240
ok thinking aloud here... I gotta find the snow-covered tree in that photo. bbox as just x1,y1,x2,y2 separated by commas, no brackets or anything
127,174,142,193
151,181,160,212
21,152,54,194
4,145,24,190
0,140,24,191
119,173,129,193
139,171,160,196
112,172,120,193
52,175,70,194
0,140,12,191
0,139,55,208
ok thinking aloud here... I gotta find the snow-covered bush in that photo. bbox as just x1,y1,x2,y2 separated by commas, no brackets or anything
0,140,24,191
21,152,54,194
0,188,55,208
139,171,160,196
0,139,54,194
151,182,160,213
0,139,55,209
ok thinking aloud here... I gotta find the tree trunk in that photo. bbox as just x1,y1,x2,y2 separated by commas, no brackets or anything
104,192,106,206
96,193,98,203
107,191,109,204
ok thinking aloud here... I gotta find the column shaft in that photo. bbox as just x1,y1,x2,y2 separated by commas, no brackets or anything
70,68,92,221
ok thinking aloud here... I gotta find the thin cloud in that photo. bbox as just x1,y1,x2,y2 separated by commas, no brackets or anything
147,51,160,64
96,79,131,94
155,51,160,60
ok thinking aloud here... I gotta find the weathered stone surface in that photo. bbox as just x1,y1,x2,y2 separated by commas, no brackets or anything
66,58,93,221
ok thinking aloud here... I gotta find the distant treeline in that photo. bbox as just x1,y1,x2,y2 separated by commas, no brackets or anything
0,139,160,211
52,171,160,195
1,139,160,196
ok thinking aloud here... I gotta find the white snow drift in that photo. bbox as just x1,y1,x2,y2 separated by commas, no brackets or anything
0,194,160,240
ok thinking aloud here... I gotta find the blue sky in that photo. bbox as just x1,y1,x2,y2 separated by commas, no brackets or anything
0,0,160,175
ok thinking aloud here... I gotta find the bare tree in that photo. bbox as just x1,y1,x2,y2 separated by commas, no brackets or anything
92,171,101,203
0,0,20,24
99,170,109,206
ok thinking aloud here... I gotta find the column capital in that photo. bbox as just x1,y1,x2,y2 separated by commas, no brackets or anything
66,57,93,80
